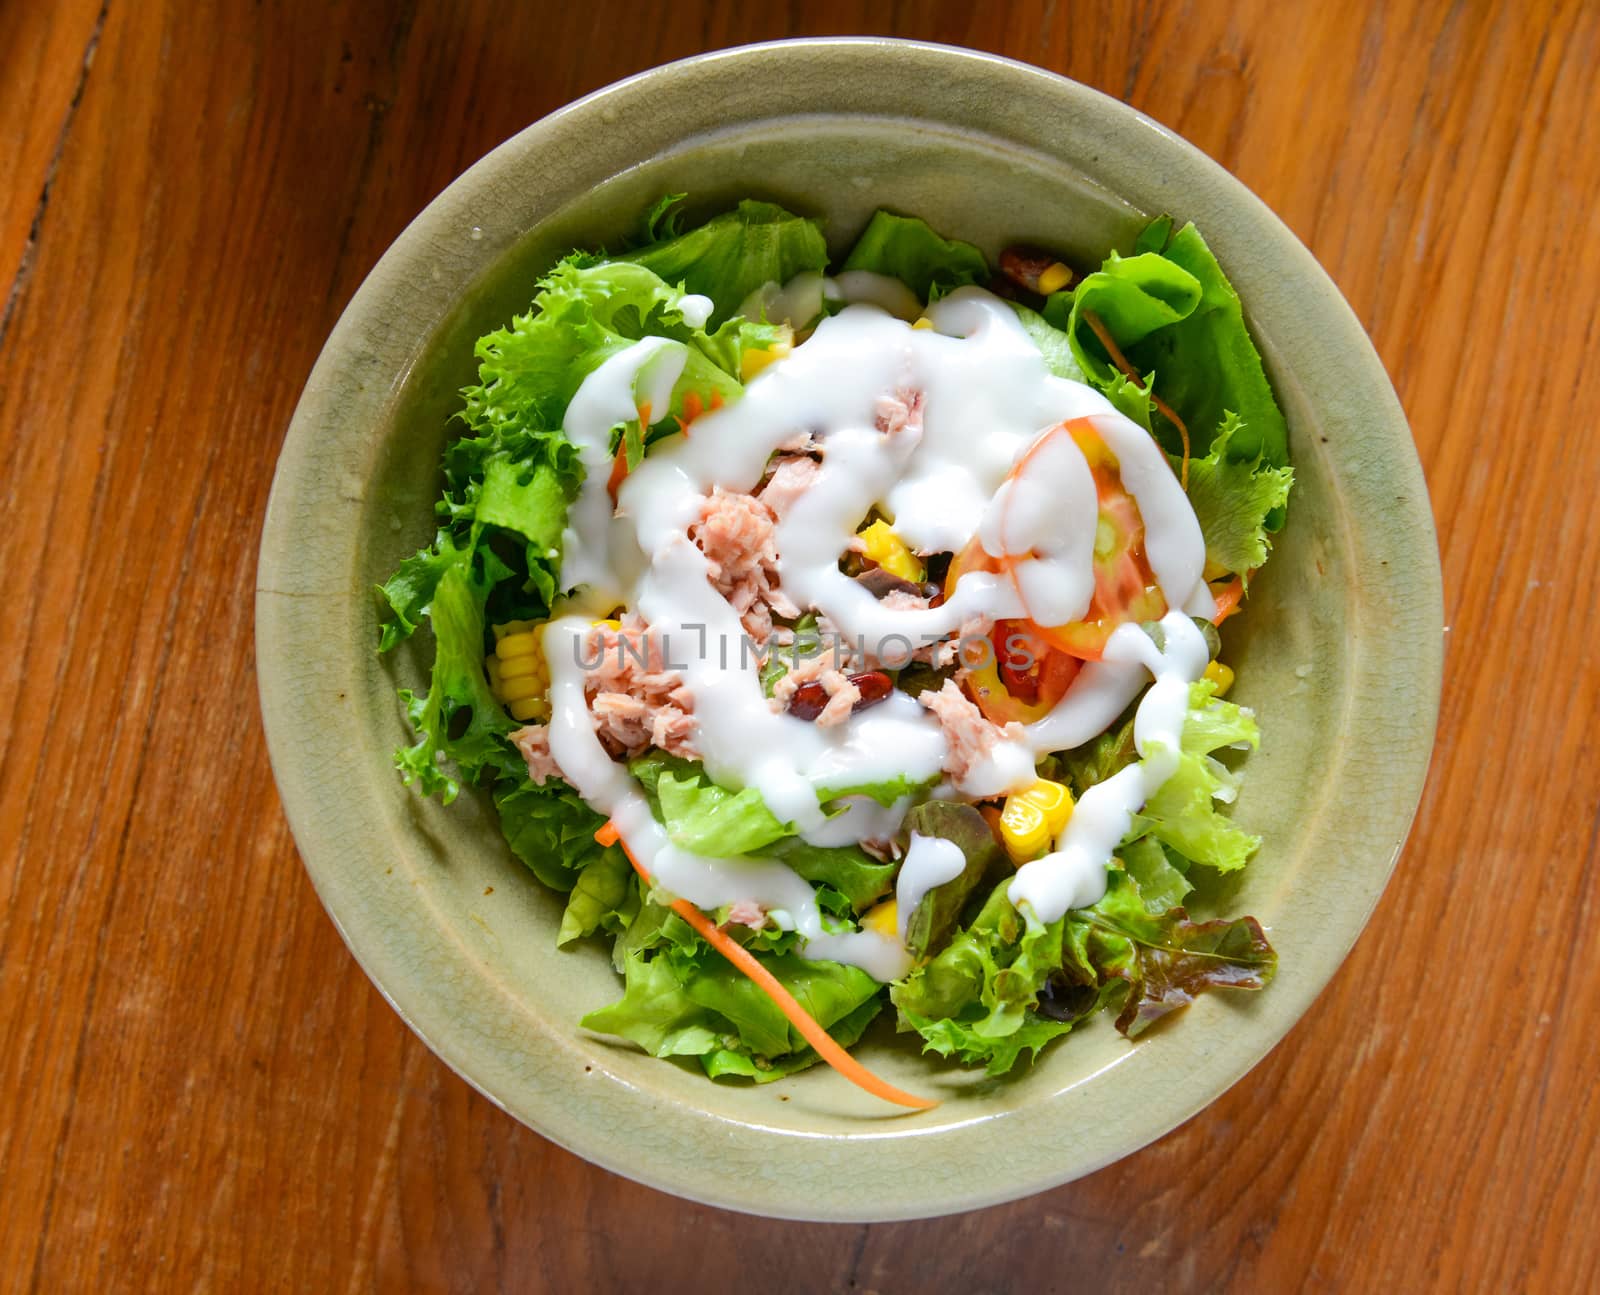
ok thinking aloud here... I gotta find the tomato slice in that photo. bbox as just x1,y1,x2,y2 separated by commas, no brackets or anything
1024,420,1166,661
965,621,1082,725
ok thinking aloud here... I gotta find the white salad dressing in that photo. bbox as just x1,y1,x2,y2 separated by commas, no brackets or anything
1009,611,1211,921
541,283,1216,977
895,834,969,939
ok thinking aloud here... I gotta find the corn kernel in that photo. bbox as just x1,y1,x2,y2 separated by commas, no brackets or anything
998,797,1050,864
1015,779,1074,837
857,520,925,584
911,317,934,330
508,695,551,722
1037,262,1073,294
495,630,541,660
739,326,794,381
862,898,899,937
593,618,621,633
492,619,540,641
498,674,546,704
497,653,543,683
1203,660,1235,697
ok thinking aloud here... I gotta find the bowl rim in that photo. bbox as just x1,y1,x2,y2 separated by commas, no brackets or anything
257,36,1444,1220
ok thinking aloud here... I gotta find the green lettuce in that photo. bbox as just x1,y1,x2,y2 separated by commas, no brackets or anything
621,199,829,327
1128,680,1261,873
1182,412,1295,577
891,886,1075,1075
841,210,989,302
391,556,517,802
627,752,895,913
495,772,618,893
899,802,1001,960
1048,216,1288,466
557,848,639,945
583,941,885,1080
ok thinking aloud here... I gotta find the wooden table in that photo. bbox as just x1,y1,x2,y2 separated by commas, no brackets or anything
4,2,1596,1289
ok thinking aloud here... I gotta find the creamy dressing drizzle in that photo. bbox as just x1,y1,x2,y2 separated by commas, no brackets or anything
544,284,1213,977
1008,611,1211,922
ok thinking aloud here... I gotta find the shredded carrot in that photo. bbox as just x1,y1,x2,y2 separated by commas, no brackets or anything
596,822,938,1111
1210,576,1244,623
709,390,724,410
674,390,705,436
606,402,654,502
1081,310,1191,488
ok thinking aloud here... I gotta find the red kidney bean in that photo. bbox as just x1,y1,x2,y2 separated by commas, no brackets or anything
786,671,894,722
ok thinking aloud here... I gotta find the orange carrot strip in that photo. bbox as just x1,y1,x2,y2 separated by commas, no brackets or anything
1081,310,1191,488
596,823,938,1111
1211,576,1244,623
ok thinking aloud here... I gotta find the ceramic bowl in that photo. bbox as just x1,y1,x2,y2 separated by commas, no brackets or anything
257,38,1442,1220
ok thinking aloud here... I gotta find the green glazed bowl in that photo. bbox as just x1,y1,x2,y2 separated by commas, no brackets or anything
257,39,1442,1220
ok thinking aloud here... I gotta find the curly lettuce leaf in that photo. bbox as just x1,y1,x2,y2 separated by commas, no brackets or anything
392,555,517,803
761,837,895,915
462,259,757,438
557,848,639,945
627,752,895,912
890,885,1075,1075
841,210,989,302
1126,680,1261,873
494,772,618,893
1065,870,1276,1037
621,199,829,328
583,944,885,1079
900,802,1002,960
1183,412,1295,577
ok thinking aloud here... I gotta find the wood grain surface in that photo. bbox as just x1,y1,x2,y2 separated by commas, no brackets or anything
3,1,1597,1290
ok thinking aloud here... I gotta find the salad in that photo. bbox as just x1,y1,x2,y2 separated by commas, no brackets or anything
379,197,1294,1109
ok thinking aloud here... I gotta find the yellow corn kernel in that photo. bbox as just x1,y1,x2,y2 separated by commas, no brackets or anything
857,520,925,584
497,653,544,683
492,618,541,642
911,317,934,330
998,797,1050,865
1037,261,1073,295
508,695,551,722
497,674,547,704
1015,778,1074,837
593,617,621,633
739,326,794,381
1203,660,1235,697
496,630,541,660
862,898,899,937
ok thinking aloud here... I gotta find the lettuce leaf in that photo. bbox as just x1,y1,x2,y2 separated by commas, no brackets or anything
1182,412,1295,577
899,802,1002,960
494,772,618,893
621,199,829,327
761,837,895,915
890,885,1075,1075
1049,217,1289,466
583,943,885,1079
392,555,517,802
841,210,990,302
557,848,639,945
1064,870,1276,1037
627,752,895,913
461,258,757,438
1127,680,1261,873
655,764,790,856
